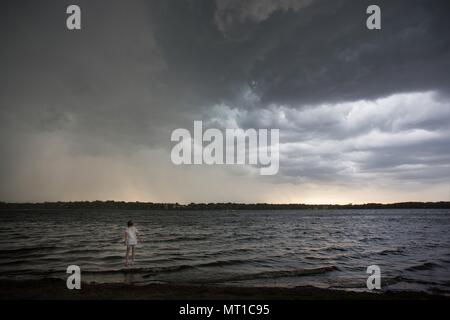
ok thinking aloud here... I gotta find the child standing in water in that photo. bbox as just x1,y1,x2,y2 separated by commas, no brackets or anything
124,220,139,266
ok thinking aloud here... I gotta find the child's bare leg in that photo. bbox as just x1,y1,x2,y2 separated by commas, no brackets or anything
125,246,130,266
131,246,135,264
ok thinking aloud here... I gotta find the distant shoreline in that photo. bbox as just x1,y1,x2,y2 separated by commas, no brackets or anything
0,201,449,210
0,279,447,300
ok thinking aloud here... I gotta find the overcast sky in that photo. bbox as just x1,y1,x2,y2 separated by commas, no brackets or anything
0,0,449,204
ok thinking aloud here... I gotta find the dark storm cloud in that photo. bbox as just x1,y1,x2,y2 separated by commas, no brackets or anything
0,0,449,201
246,0,450,105
2,0,449,137
147,0,450,107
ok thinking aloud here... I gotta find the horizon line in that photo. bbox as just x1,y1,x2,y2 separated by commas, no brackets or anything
1,200,449,206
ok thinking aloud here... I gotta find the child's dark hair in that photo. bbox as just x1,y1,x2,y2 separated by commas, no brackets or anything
127,220,133,227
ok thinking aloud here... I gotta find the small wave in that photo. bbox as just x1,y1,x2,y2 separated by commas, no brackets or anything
388,275,443,286
56,248,103,255
358,236,384,243
82,258,251,276
0,246,59,256
405,262,441,272
0,269,61,277
98,255,124,261
196,258,249,268
304,255,327,261
312,246,347,252
329,247,347,252
377,248,404,256
211,266,340,283
82,264,196,276
203,247,253,258
151,236,209,243
0,259,30,266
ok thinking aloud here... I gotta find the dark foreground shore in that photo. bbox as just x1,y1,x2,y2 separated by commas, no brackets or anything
0,279,447,300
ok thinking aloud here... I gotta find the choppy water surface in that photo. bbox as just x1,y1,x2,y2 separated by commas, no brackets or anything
0,209,449,295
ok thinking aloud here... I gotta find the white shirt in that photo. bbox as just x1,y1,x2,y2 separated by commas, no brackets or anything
125,226,138,245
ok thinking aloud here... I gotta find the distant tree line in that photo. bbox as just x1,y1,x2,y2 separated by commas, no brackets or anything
0,201,449,210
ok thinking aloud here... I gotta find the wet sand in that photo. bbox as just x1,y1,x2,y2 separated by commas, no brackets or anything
0,279,447,300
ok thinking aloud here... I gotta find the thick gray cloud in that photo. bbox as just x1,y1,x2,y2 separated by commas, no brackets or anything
206,92,450,185
147,0,450,106
0,0,449,202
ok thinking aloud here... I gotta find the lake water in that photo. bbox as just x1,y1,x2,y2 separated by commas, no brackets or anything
0,209,449,295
